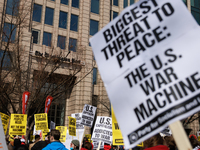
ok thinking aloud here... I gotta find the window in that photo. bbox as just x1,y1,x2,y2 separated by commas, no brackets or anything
45,7,54,25
6,0,19,16
113,0,118,6
70,14,78,31
61,0,68,5
91,0,99,14
43,32,52,46
32,4,42,22
191,0,200,25
32,29,40,44
90,20,99,36
2,23,16,42
130,0,134,5
69,38,77,52
72,0,79,8
59,11,68,29
113,11,118,19
0,50,12,70
57,35,66,49
93,68,97,84
124,0,128,8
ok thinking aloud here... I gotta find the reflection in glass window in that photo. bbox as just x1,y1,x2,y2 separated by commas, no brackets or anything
72,0,79,8
91,0,99,14
2,23,16,42
113,11,118,19
45,7,54,25
0,50,12,70
43,32,52,46
61,0,68,5
124,0,128,8
69,38,77,52
57,35,66,49
130,0,134,5
113,0,118,6
32,4,42,22
90,20,99,36
32,29,40,44
93,68,97,85
70,14,78,31
6,0,19,16
59,11,68,29
191,0,200,25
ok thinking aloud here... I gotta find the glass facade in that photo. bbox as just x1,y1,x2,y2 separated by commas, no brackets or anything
72,0,79,8
0,50,12,70
130,0,134,5
113,11,118,19
2,23,16,42
61,0,68,5
69,38,77,52
90,20,99,36
191,0,200,25
43,32,52,46
57,35,66,49
45,7,54,26
124,0,128,8
93,68,97,85
91,0,99,14
32,4,42,22
6,0,19,16
70,14,78,31
113,0,118,6
59,11,68,29
32,30,40,44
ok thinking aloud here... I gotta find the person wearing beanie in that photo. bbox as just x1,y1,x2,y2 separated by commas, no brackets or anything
70,140,80,150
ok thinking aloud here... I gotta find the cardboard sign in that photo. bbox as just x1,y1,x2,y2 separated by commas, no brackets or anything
0,112,10,134
9,114,27,135
91,116,112,144
112,108,124,145
81,104,97,128
93,141,104,149
0,115,8,150
71,113,84,129
68,117,76,136
34,113,48,130
56,126,67,142
85,134,91,142
90,0,200,148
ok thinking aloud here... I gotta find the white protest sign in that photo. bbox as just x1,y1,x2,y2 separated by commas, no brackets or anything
81,104,97,128
50,121,55,130
91,116,112,144
93,141,104,149
90,0,200,148
0,115,8,150
71,113,84,129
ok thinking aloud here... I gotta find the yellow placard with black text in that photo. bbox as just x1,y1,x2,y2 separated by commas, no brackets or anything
56,126,67,142
0,112,10,134
42,129,50,141
9,114,27,135
34,113,48,131
68,117,76,136
85,134,91,142
112,107,124,145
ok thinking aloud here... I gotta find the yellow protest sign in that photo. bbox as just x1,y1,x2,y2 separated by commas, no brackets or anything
85,134,91,142
30,131,34,142
34,113,48,130
9,114,27,135
68,117,76,136
42,129,50,141
56,126,67,142
0,112,10,134
137,142,143,147
112,107,124,145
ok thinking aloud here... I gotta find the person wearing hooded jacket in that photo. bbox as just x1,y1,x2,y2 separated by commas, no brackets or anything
42,129,68,150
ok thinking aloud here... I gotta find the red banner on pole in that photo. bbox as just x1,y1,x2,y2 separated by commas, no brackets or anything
45,96,53,113
22,91,30,114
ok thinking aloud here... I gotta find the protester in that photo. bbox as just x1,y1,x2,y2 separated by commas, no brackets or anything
42,129,68,150
45,132,51,144
29,135,40,150
142,134,169,150
164,136,177,150
31,140,47,150
110,145,117,150
189,135,200,150
14,139,28,150
81,142,92,150
81,137,88,148
70,140,80,150
104,143,111,150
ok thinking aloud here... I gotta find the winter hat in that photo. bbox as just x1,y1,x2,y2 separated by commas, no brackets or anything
71,140,80,147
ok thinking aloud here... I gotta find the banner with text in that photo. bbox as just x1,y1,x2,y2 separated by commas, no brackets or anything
112,108,124,145
34,113,48,131
0,115,8,150
71,113,84,129
90,0,200,148
9,114,27,135
93,141,104,149
56,126,67,142
0,112,10,135
81,104,97,128
91,116,112,144
68,117,76,136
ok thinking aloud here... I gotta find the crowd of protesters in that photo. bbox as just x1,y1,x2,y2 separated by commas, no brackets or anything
5,129,200,150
